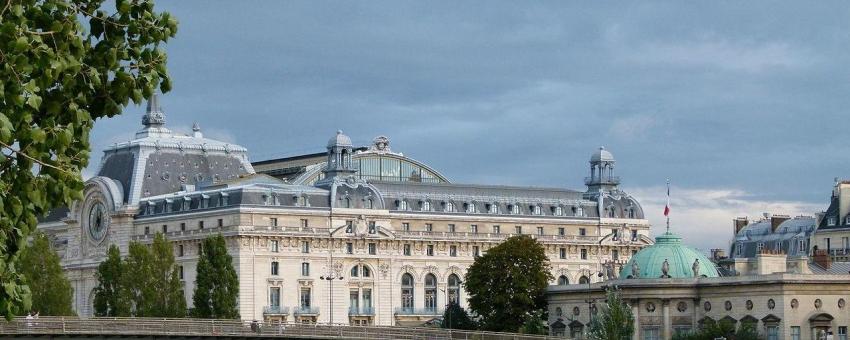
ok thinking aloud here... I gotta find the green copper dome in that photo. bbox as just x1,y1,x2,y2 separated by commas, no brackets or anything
619,232,720,279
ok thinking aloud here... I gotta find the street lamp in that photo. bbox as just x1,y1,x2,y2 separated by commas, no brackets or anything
439,279,462,330
319,273,344,325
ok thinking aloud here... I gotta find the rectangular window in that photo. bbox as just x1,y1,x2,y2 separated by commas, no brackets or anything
300,287,311,308
425,223,433,232
757,242,765,253
198,220,204,230
270,240,279,252
559,248,566,259
612,249,619,261
642,327,660,340
403,244,411,256
632,229,638,241
349,289,359,311
144,226,150,235
537,227,544,236
368,243,376,255
363,288,372,309
301,241,310,253
839,326,847,340
217,219,223,227
612,229,619,240
368,221,376,234
301,262,310,277
581,248,588,260
402,223,410,232
178,265,184,280
578,228,586,236
269,287,280,307
471,224,478,234
300,219,309,228
162,224,168,233
270,217,278,227
473,246,480,257
178,244,184,257
450,245,457,257
427,245,434,256
790,326,800,340
493,225,500,234
559,227,566,236
180,222,186,232
346,242,354,254
448,224,456,233
515,226,522,234
271,261,279,276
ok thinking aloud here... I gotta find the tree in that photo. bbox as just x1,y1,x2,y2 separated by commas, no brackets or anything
0,0,177,317
673,320,760,340
123,241,155,316
587,287,634,340
93,245,128,316
441,302,476,330
519,309,549,335
464,235,552,332
18,231,74,316
149,233,186,317
192,234,239,319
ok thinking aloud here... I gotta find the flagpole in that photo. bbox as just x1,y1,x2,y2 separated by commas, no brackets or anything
666,179,671,234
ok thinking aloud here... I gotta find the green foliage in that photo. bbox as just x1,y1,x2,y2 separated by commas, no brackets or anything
587,287,634,340
93,245,128,316
519,309,549,335
441,302,476,330
93,235,185,317
17,231,74,316
464,235,552,332
192,234,239,319
673,321,761,340
0,0,177,318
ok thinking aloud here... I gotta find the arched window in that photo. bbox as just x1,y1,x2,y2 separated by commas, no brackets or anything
421,201,431,211
554,206,563,216
465,203,477,213
579,276,590,284
447,274,461,306
445,202,454,212
362,265,371,278
532,205,541,215
351,264,371,278
398,200,408,210
608,207,615,218
628,209,635,218
365,198,373,209
555,307,563,317
558,275,569,285
343,197,351,208
424,274,438,311
351,266,359,277
488,203,499,214
401,273,414,311
510,204,520,215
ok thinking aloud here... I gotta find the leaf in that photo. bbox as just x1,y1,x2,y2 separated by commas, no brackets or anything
26,95,42,110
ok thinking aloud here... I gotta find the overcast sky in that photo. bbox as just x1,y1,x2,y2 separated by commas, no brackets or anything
87,1,850,252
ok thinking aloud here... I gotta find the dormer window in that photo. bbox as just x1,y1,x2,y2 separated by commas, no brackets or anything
554,206,563,216
531,205,542,215
445,202,454,212
220,192,229,206
828,217,837,226
846,216,850,225
465,203,477,213
365,198,374,209
342,197,351,208
421,200,431,212
607,207,616,218
510,204,520,215
200,194,209,209
736,242,742,256
262,194,271,206
488,203,499,214
164,199,173,213
628,209,635,219
182,197,191,211
397,200,408,211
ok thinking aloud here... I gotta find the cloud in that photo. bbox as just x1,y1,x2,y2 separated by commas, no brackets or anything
627,186,824,253
623,38,813,73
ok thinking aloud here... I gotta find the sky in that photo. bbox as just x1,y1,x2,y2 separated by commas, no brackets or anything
86,1,850,252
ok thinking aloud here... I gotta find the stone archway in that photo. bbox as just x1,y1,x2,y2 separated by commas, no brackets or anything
810,313,834,340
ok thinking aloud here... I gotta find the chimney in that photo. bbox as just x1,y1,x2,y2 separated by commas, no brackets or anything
812,249,832,270
734,217,749,235
770,215,790,233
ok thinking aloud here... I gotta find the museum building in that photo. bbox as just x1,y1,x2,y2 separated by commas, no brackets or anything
37,96,652,326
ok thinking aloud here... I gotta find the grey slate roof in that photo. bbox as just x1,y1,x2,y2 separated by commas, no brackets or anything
731,216,815,258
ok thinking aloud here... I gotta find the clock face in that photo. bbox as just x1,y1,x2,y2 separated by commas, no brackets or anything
87,202,108,242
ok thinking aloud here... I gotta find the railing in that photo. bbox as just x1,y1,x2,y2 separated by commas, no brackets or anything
0,317,561,340
584,176,621,185
293,306,320,315
394,307,443,316
349,306,375,316
829,248,850,256
263,306,289,315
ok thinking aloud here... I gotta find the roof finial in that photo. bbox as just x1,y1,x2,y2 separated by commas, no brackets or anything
142,94,166,127
192,122,203,138
664,179,671,234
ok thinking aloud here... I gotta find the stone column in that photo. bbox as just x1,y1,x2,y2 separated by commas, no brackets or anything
631,299,640,340
662,299,671,340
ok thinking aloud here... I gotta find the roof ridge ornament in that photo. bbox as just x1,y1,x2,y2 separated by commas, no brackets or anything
142,94,166,127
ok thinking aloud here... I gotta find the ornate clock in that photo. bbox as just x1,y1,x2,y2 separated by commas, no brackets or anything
87,201,109,243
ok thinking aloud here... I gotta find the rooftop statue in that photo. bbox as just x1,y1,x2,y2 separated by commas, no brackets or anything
631,260,640,278
692,259,700,278
660,259,670,278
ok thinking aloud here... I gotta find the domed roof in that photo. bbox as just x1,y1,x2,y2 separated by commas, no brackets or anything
619,232,720,279
591,146,614,163
327,130,353,148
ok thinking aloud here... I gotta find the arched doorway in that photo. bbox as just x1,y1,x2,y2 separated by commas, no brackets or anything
809,313,834,340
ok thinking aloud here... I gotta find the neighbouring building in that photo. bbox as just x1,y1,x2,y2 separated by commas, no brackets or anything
38,96,653,326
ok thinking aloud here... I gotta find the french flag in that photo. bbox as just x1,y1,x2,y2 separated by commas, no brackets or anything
663,180,670,216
